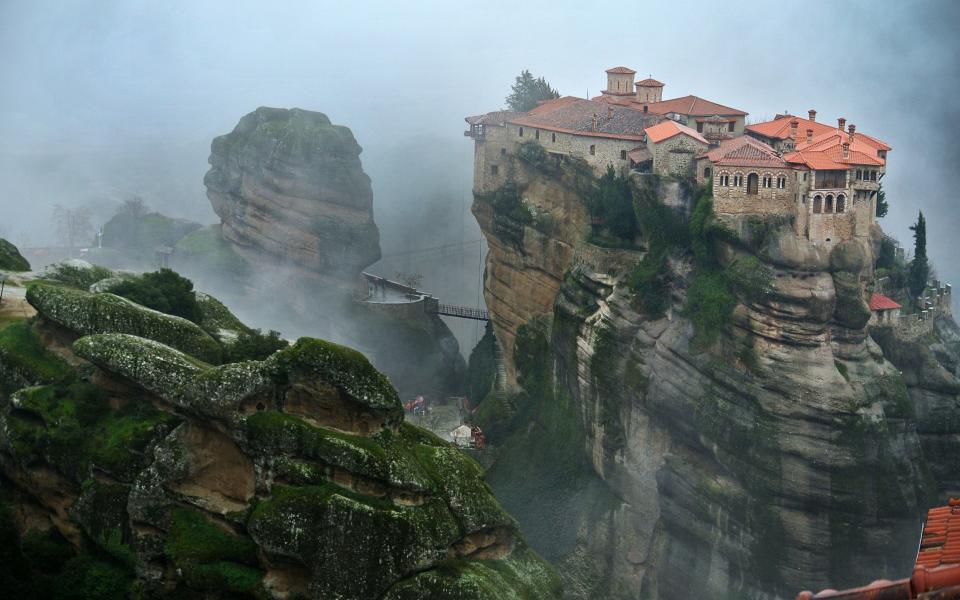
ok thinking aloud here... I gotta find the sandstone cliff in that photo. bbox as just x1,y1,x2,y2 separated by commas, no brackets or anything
0,265,560,599
204,106,381,282
472,154,960,599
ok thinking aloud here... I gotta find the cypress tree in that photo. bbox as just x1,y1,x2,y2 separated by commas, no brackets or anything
505,70,560,112
908,211,929,298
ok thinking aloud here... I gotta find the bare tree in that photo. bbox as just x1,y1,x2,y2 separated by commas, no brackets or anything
119,195,148,218
52,204,93,249
395,271,424,290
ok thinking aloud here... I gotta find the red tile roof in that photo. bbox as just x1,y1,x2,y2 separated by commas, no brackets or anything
508,96,659,141
917,499,960,569
795,499,960,599
606,66,636,74
783,149,851,171
700,136,788,168
644,94,747,117
465,110,525,126
644,120,709,145
593,93,747,117
747,114,835,141
636,78,664,87
869,292,902,311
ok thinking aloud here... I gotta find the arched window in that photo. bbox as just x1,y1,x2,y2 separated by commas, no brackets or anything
704,167,712,179
519,127,524,137
825,194,834,213
589,145,596,156
747,173,759,195
836,194,846,213
813,195,823,213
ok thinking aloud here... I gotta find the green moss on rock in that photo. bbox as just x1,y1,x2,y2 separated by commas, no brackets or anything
0,238,30,271
165,507,261,592
266,337,403,422
27,283,222,363
0,320,74,393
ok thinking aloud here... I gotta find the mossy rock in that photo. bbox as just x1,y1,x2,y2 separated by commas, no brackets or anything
248,483,462,599
265,337,404,423
27,283,222,363
0,320,75,394
194,291,250,339
382,547,564,600
39,260,113,290
0,238,30,272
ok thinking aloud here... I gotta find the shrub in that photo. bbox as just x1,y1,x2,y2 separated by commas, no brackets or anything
683,270,737,350
110,269,201,323
589,166,637,241
223,329,288,363
516,140,554,174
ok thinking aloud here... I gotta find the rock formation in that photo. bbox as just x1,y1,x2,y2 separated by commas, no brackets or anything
471,156,960,599
0,238,30,272
0,267,559,599
204,106,381,282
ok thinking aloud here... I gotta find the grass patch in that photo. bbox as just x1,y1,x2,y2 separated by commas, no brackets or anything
0,320,75,388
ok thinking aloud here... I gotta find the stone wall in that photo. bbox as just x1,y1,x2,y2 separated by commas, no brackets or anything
505,124,638,176
649,135,707,177
711,167,796,215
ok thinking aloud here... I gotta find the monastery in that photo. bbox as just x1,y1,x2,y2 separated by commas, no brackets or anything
465,66,891,247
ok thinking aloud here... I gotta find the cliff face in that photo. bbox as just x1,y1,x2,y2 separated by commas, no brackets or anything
0,266,560,599
204,107,380,282
474,158,959,599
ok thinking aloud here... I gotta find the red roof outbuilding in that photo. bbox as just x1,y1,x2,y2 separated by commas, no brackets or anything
869,293,902,311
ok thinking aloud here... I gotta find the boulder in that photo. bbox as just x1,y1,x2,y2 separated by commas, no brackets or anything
0,238,30,272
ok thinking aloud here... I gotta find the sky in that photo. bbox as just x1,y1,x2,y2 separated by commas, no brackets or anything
1,0,958,326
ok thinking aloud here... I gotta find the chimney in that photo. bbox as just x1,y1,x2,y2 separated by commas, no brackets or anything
837,117,846,131
592,113,598,132
806,128,813,143
790,118,799,139
847,124,856,144
808,109,817,122
842,142,849,159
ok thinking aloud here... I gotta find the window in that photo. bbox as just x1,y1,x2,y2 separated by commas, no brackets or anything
803,172,808,181
552,133,556,143
777,176,786,189
620,150,627,160
535,130,540,140
762,175,772,188
720,174,729,186
856,169,862,180
813,195,823,213
697,122,704,133
747,173,759,195
825,195,834,213
519,127,524,137
704,167,712,179
836,194,846,213
871,170,878,181
589,145,596,156
734,174,743,187
500,148,506,156
490,165,499,176
728,121,735,132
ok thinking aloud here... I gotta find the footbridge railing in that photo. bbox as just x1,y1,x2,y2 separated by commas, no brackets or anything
431,304,489,321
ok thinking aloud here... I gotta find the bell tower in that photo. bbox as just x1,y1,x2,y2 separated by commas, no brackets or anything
602,66,636,97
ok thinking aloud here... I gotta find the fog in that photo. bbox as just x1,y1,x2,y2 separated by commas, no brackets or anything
2,0,959,350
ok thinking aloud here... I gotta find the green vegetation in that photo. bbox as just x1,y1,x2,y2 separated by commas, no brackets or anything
0,500,133,599
505,70,559,112
588,166,637,242
515,139,556,175
589,321,625,450
41,261,113,289
165,508,262,595
875,183,888,218
6,382,179,481
110,268,201,323
834,360,849,380
0,320,74,391
223,328,287,362
909,211,929,298
0,238,30,271
481,182,532,247
627,187,688,316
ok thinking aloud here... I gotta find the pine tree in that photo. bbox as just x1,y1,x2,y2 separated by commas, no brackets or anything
505,70,559,112
875,183,888,218
908,211,929,298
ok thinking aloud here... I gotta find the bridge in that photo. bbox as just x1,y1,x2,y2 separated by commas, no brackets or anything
431,303,489,321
